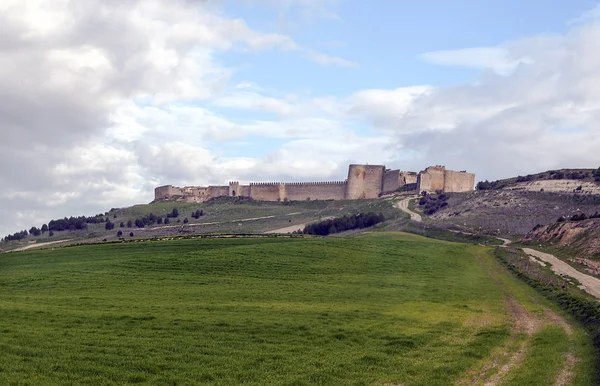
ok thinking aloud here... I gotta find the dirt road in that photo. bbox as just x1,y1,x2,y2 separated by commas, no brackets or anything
523,248,600,299
396,196,422,222
10,239,73,252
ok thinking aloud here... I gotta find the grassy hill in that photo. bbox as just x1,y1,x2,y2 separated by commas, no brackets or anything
0,233,593,384
1,197,403,252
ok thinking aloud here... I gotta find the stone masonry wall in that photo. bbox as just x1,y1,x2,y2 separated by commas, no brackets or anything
444,170,475,192
284,182,346,201
208,186,229,198
345,165,385,199
417,166,446,192
249,183,281,201
382,170,400,193
154,164,475,202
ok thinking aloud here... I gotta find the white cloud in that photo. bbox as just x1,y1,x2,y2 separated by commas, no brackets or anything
420,47,533,75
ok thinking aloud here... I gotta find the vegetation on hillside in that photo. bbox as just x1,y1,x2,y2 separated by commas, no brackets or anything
302,212,385,235
418,191,449,215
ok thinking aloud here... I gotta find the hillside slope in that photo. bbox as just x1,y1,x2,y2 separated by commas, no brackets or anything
523,218,600,259
427,190,600,237
1,197,402,251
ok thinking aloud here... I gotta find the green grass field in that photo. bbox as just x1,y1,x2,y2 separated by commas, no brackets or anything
0,233,594,384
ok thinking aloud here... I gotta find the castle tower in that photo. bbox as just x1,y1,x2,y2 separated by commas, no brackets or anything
229,181,239,197
345,164,385,199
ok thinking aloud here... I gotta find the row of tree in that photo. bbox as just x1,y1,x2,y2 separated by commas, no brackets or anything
302,212,385,236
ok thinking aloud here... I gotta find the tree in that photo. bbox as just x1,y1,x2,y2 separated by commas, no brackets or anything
135,219,145,228
41,224,48,233
120,222,125,228
117,230,123,237
29,227,41,237
127,220,133,228
129,232,134,237
183,218,189,224
49,231,54,237
164,217,170,224
171,208,179,218
105,221,115,230
157,217,163,224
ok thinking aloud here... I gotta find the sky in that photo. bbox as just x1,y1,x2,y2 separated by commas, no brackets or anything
1,0,600,237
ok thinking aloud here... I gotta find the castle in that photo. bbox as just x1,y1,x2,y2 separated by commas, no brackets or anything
154,164,475,202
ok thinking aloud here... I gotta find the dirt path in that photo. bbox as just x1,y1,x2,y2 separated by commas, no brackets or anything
523,248,600,299
265,217,335,234
10,239,73,252
396,196,422,222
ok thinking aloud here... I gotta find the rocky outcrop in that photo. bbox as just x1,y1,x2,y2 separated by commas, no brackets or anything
522,218,600,258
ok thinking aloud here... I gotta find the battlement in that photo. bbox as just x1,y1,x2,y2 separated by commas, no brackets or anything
154,163,475,202
250,181,346,186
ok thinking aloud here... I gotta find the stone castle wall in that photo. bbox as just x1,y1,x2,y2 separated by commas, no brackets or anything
248,183,280,201
345,165,385,199
154,164,475,202
444,170,476,193
285,181,346,201
382,170,400,193
417,166,475,193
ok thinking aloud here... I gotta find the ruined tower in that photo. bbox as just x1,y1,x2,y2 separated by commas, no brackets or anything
345,164,386,199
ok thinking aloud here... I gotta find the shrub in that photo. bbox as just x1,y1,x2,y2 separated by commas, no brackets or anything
183,218,189,224
129,232,134,237
303,212,385,236
120,222,125,228
117,230,123,237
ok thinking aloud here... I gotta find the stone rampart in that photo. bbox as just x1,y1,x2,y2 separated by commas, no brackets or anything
248,183,281,201
284,181,346,201
382,170,400,193
444,170,475,192
346,165,385,199
208,186,229,198
154,163,475,202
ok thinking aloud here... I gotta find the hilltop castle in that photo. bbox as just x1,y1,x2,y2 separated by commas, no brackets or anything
154,164,475,202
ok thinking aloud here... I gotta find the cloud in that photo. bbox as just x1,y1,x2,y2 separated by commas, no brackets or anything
420,47,533,75
384,18,600,177
0,0,353,237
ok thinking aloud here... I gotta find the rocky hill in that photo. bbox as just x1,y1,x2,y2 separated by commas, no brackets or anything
522,218,600,259
428,190,600,237
476,168,600,193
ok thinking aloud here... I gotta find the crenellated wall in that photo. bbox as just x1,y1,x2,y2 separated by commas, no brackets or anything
284,181,346,201
154,163,474,202
248,183,281,201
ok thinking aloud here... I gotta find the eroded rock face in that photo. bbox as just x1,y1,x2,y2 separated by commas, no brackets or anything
523,218,600,258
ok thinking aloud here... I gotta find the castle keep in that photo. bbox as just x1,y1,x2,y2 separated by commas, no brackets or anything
154,164,475,202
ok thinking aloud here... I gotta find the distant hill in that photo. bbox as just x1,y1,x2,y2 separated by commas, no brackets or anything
477,168,600,193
